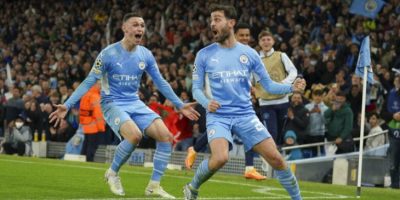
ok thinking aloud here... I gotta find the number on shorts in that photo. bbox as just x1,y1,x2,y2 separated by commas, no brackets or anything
251,118,264,131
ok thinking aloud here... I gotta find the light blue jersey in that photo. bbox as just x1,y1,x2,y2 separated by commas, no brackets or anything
192,42,292,116
64,42,183,110
64,42,184,136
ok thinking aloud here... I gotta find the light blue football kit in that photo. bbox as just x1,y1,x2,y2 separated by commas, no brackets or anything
64,42,183,137
64,42,183,181
192,42,292,151
190,42,301,200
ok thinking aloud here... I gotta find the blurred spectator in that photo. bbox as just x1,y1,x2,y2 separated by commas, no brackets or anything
1,115,32,156
324,91,354,154
351,112,369,151
283,130,303,161
79,81,105,162
365,112,384,150
4,86,24,125
283,92,309,145
305,85,328,156
385,76,400,188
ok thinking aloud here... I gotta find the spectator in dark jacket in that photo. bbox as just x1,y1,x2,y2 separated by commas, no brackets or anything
283,92,310,144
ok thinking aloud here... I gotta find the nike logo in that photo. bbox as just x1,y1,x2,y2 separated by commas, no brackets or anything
116,62,122,68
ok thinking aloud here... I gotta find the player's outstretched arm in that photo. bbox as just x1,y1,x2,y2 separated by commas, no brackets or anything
179,102,201,121
49,74,99,127
49,104,68,127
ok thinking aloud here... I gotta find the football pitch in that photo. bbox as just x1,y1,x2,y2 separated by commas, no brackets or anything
0,155,399,200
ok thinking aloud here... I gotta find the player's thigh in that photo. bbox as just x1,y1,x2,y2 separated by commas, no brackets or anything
253,138,287,170
232,115,270,152
120,120,142,143
209,137,230,169
145,118,173,142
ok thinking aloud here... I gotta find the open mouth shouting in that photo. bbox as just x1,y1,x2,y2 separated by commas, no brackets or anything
135,34,142,40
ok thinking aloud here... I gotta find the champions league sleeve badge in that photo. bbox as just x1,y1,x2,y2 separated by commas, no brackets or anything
92,57,103,74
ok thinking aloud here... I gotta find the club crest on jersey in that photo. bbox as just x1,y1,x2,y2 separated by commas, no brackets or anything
114,117,120,125
138,61,146,70
208,129,216,136
239,54,249,64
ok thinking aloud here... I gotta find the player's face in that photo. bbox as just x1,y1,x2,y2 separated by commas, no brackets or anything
210,11,234,43
122,17,145,45
258,35,275,52
235,28,250,45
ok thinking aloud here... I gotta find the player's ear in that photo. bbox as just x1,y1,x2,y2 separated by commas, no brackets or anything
121,22,126,33
229,19,236,28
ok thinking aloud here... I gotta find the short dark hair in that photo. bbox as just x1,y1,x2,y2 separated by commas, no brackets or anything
209,4,237,20
234,23,251,33
368,112,380,120
123,12,143,23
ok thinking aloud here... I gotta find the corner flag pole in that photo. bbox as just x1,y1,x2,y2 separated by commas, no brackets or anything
356,63,368,198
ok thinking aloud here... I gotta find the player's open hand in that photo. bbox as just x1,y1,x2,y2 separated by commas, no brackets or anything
180,102,201,121
292,78,306,93
49,104,68,127
207,100,221,113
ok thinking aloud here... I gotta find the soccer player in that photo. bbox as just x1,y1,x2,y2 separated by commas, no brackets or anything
185,23,266,180
49,12,200,199
183,4,304,200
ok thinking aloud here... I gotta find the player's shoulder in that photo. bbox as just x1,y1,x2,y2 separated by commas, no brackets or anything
197,43,219,56
238,43,258,54
136,45,151,52
100,42,121,57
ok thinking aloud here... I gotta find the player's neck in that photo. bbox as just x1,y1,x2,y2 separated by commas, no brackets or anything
121,38,137,52
218,34,237,48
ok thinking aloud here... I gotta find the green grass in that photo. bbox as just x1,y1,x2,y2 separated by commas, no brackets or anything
0,154,399,199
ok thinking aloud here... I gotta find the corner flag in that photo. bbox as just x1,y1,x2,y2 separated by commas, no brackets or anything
349,0,386,19
355,36,374,84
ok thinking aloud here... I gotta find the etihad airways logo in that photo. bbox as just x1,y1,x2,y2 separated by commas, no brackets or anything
210,70,248,83
210,70,248,79
112,74,139,81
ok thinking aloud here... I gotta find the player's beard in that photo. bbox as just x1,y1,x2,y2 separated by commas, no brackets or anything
214,25,230,44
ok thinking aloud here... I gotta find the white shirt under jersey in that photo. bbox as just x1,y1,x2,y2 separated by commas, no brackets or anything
258,48,297,106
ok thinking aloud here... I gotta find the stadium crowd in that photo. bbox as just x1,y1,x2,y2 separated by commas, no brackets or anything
1,0,400,158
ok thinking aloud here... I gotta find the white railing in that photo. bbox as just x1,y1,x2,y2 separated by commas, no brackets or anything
281,130,389,157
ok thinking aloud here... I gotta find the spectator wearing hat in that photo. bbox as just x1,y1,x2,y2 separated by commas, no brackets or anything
283,130,303,161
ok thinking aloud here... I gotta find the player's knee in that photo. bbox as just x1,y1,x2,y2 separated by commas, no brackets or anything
124,132,142,144
211,153,229,170
269,155,286,170
157,132,174,143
